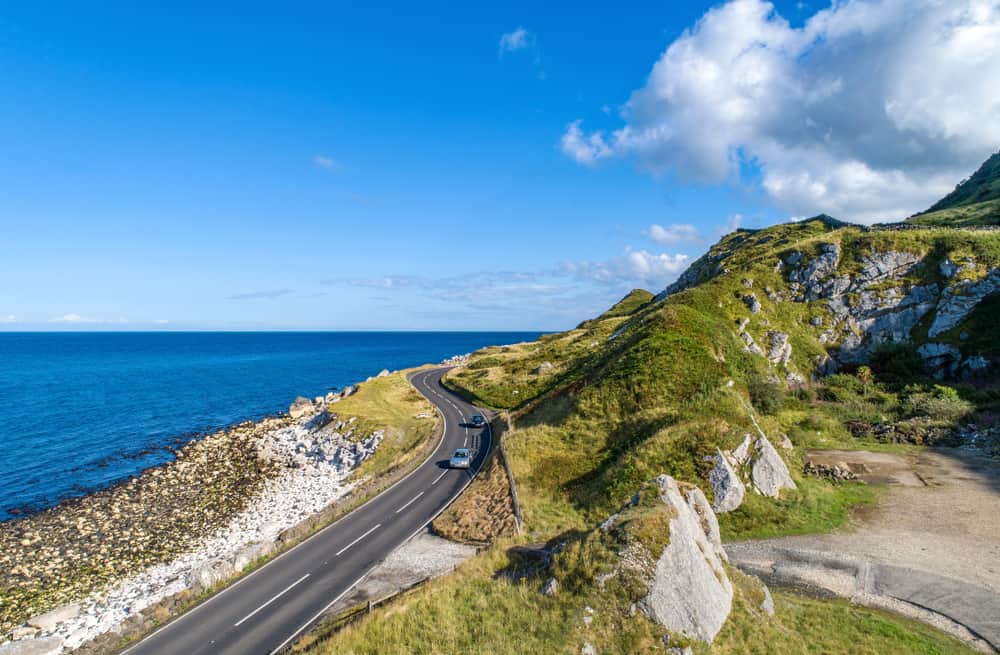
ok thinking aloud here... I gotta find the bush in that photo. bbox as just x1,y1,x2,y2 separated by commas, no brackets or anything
748,372,785,415
818,374,864,402
902,384,974,423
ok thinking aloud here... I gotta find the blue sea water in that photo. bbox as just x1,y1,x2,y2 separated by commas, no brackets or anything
0,331,540,521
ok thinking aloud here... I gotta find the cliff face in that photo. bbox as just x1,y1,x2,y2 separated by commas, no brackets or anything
656,218,1000,382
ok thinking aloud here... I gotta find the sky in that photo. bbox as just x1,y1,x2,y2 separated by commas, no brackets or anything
1,0,998,331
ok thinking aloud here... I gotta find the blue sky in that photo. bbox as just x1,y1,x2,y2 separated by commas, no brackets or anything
2,1,997,330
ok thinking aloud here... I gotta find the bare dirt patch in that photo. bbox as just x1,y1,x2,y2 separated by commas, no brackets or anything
762,448,1000,592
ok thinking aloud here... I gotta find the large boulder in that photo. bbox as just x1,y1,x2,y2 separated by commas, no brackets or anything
0,638,64,655
27,603,80,631
638,475,734,643
708,449,745,513
749,436,797,498
288,396,314,419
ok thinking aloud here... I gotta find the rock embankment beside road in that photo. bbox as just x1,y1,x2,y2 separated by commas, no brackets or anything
0,385,382,652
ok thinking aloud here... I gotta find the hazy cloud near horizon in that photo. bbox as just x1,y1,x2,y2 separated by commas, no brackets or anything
227,289,295,301
562,0,1000,223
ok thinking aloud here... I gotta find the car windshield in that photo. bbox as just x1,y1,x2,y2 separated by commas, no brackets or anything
454,450,468,457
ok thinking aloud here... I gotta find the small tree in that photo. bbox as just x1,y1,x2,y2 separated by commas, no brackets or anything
856,365,872,396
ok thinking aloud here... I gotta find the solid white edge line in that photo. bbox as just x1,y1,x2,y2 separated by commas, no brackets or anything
335,523,381,557
395,491,424,514
234,574,310,627
121,368,452,655
269,369,494,655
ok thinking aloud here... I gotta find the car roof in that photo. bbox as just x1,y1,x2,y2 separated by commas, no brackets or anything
454,448,470,455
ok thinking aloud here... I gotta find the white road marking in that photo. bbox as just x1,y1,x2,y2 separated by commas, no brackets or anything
269,368,494,655
395,491,424,514
335,523,381,556
432,470,448,485
233,573,310,627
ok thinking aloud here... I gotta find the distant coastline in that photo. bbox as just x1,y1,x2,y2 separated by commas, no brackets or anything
0,331,543,520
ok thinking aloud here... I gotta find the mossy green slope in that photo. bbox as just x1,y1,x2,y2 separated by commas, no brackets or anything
445,217,1000,536
908,151,1000,227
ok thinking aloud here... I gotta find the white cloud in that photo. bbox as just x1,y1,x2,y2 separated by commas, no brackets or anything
647,223,700,244
561,0,1000,223
560,120,612,166
1,314,15,323
564,247,690,288
499,27,530,55
227,289,294,300
312,155,340,171
54,313,83,323
722,213,743,234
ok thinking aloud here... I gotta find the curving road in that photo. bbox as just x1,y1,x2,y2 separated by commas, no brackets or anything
122,367,490,655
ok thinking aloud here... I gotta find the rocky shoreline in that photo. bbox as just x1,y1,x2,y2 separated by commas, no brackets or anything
0,383,386,652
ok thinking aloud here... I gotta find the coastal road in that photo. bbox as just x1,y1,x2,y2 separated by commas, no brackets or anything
123,367,490,655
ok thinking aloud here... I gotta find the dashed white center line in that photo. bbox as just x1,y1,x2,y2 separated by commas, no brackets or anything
335,523,381,557
234,573,310,627
395,491,424,514
432,470,448,485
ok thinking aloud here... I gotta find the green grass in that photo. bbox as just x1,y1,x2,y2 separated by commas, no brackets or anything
919,151,1000,216
718,478,879,541
906,198,1000,228
300,539,977,655
298,212,1000,655
334,370,439,479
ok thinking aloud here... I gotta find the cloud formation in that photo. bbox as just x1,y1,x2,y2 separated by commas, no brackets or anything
1,314,15,323
227,289,294,300
647,223,700,244
563,248,689,288
561,0,1000,222
54,313,83,323
312,155,340,171
498,27,530,55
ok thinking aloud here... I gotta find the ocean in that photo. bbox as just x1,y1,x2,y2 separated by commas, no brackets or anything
0,331,539,521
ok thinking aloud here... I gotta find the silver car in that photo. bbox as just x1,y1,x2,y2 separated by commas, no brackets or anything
449,448,472,469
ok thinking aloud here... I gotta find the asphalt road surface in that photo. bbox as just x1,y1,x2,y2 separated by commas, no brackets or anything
123,367,490,655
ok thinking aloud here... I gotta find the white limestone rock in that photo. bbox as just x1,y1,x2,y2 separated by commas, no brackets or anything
27,604,80,631
638,475,733,643
749,436,797,498
708,449,745,513
0,637,64,655
288,396,314,419
685,486,726,562
929,270,1000,338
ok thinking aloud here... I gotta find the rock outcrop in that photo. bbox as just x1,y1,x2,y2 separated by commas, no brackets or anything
928,269,1000,337
780,243,997,377
708,435,796,511
0,637,64,655
708,449,745,513
288,396,314,419
748,436,797,497
637,475,733,643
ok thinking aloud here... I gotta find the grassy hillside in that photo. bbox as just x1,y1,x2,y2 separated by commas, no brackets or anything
303,537,977,655
444,219,1000,536
299,214,1000,655
926,151,1000,212
908,151,1000,226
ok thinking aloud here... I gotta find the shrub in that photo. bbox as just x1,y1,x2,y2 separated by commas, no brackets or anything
748,372,785,415
902,384,974,423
